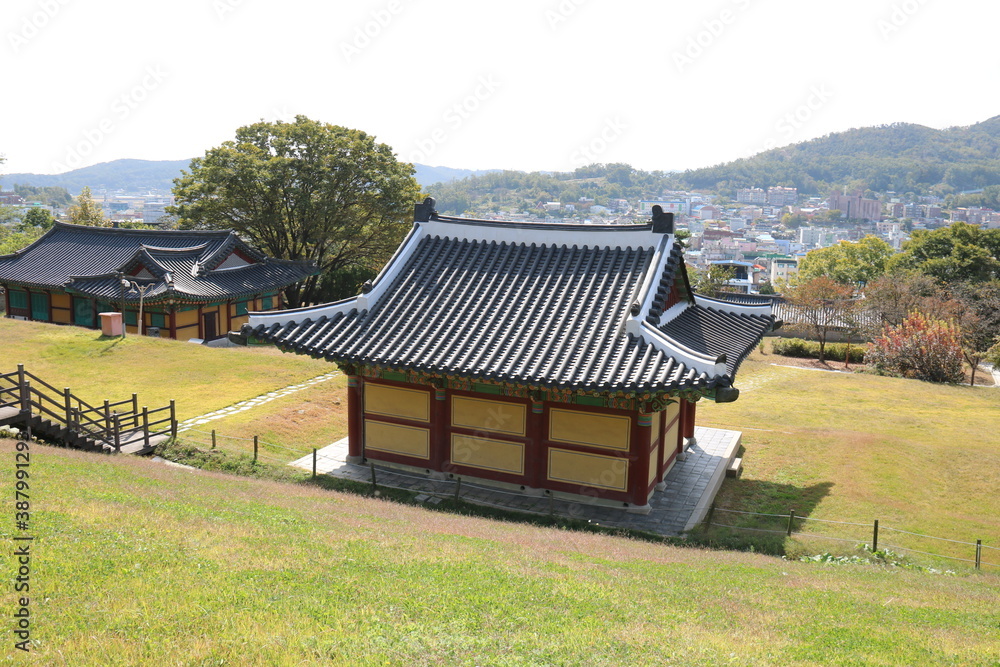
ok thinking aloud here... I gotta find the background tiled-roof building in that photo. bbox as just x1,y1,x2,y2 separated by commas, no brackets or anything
0,223,316,340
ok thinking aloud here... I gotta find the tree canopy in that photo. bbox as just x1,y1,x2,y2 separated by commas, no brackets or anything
66,186,108,226
171,116,421,307
799,235,894,287
890,222,1000,283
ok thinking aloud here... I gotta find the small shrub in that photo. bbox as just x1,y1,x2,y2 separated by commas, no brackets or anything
771,338,866,363
867,312,964,383
772,337,812,358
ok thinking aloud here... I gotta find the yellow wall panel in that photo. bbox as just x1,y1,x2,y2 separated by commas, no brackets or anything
663,420,680,468
365,384,430,422
650,410,662,445
51,310,71,324
51,292,71,308
549,408,630,451
451,435,524,475
451,396,526,436
364,420,429,459
176,310,199,327
547,448,628,491
648,445,659,486
665,400,680,424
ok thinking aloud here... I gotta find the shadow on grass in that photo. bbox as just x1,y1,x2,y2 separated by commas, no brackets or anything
687,480,835,556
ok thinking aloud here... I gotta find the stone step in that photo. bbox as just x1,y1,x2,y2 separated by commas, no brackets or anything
726,457,743,478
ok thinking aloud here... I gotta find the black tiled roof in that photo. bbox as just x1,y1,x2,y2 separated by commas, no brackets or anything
0,223,316,303
246,218,775,395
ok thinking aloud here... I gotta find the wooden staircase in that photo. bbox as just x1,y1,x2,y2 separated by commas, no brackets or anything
0,365,176,455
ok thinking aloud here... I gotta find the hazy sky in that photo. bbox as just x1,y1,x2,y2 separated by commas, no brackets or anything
3,0,997,177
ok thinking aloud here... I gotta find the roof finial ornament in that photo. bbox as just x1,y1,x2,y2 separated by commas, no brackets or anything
651,205,674,234
361,280,373,293
414,196,438,223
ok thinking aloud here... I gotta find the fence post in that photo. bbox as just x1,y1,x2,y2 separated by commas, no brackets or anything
113,412,121,453
369,462,377,494
787,509,796,537
169,400,177,439
103,399,112,434
211,429,217,450
22,381,32,441
64,387,72,426
253,435,258,462
132,393,139,428
873,519,879,552
454,477,462,504
142,407,150,449
976,540,982,570
312,448,317,479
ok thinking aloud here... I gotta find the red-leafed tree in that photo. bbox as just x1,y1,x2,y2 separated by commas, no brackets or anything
867,312,964,383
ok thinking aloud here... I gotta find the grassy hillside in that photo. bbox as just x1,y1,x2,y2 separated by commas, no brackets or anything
0,317,333,421
1,440,997,665
699,346,1000,562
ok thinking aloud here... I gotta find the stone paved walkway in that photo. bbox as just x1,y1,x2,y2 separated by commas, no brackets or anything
176,371,341,432
290,426,742,538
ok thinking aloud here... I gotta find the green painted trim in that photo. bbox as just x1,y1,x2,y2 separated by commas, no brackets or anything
574,395,605,407
382,371,408,382
473,383,502,395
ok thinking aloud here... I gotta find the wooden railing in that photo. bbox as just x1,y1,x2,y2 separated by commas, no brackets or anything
0,365,176,453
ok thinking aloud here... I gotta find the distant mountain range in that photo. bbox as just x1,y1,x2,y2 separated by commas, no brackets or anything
7,115,1000,199
0,159,500,195
678,115,1000,194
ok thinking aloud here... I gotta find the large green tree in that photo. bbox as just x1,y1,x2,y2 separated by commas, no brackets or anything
66,186,108,226
171,116,421,307
890,221,1000,283
798,235,894,287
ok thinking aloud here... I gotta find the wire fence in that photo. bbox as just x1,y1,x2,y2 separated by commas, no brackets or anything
172,428,998,570
707,507,998,571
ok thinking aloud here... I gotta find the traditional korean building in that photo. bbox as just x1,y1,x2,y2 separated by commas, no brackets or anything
245,201,776,512
0,222,316,340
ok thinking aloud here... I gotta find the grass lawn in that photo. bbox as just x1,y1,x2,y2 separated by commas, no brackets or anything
697,344,1000,565
177,375,349,465
2,440,998,665
0,317,333,421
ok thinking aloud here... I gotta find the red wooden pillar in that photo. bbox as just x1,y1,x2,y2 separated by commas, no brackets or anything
225,300,232,334
654,408,666,486
168,308,177,340
197,305,204,339
630,410,653,507
3,286,9,317
526,396,546,489
429,384,448,471
683,399,697,445
346,374,364,462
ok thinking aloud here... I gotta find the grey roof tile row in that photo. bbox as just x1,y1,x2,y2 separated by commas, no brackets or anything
247,219,775,394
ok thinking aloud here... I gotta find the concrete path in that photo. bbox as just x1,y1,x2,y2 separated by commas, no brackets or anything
176,371,341,433
290,426,741,538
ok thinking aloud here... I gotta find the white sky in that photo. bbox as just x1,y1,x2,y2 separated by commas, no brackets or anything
2,0,997,177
